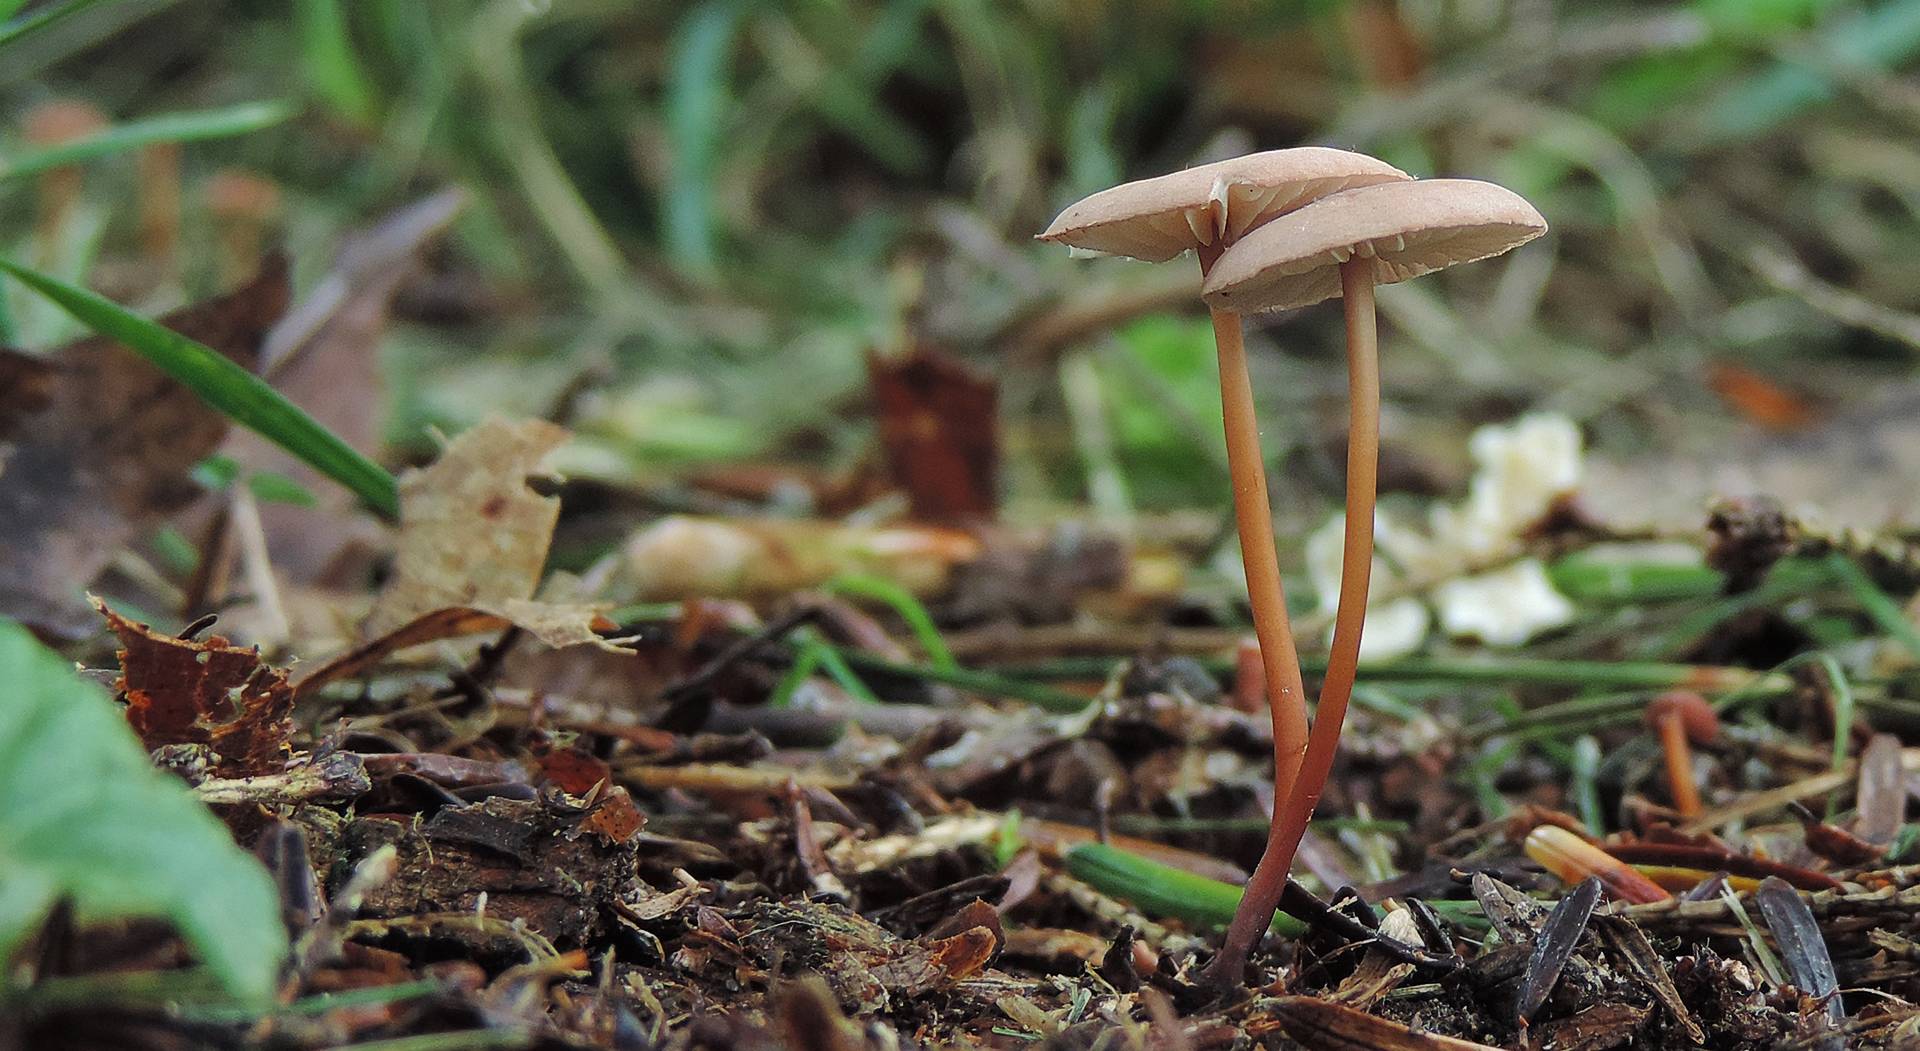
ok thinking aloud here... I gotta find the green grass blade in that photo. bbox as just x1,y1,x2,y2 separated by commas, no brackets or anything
664,1,744,276
0,0,109,51
1063,842,1306,935
0,259,399,519
0,272,14,345
0,100,295,183
295,0,378,126
1823,551,1920,659
826,572,957,670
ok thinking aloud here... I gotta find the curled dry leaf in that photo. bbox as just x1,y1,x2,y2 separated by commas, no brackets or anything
224,188,468,585
579,784,646,844
99,598,293,777
0,259,289,635
1852,732,1905,846
300,417,627,688
365,416,583,636
614,514,981,602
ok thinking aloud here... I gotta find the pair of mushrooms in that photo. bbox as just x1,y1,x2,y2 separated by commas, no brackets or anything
1041,148,1547,984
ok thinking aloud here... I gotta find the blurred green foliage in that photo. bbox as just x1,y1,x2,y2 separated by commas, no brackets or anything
4,0,1920,517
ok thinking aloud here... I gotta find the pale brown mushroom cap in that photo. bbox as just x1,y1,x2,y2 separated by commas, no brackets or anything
1200,179,1547,314
1646,690,1720,745
204,169,283,221
23,99,108,147
1038,147,1412,263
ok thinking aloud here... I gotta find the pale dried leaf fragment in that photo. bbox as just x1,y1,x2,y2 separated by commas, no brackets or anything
1263,996,1503,1050
361,416,619,652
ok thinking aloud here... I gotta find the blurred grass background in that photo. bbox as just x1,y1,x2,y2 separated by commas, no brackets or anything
6,0,1920,537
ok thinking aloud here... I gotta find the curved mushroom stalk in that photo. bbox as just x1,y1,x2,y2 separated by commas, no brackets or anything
1204,290,1312,808
1039,151,1433,992
1199,179,1546,988
1201,259,1380,987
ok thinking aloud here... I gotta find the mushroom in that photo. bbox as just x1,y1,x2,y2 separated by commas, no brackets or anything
1040,147,1410,819
1645,690,1718,818
204,168,283,284
1199,177,1547,985
22,99,108,257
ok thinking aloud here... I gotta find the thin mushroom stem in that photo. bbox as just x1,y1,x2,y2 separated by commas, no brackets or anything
1198,245,1310,805
1208,306,1312,800
1656,713,1702,817
1206,255,1380,987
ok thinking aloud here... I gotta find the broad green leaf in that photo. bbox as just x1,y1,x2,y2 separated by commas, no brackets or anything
0,101,295,184
0,260,399,520
0,618,287,1002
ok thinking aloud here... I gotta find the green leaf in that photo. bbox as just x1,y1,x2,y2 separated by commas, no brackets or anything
0,100,296,183
0,0,111,53
664,1,746,276
295,0,378,127
0,259,399,520
1063,842,1306,935
0,618,287,1002
247,471,319,509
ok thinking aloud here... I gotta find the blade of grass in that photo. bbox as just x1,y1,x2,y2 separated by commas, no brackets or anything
1720,883,1786,987
1006,653,1778,693
1571,734,1605,834
0,101,296,183
468,0,625,299
0,0,109,51
1823,551,1920,660
295,0,378,127
664,0,745,276
1064,842,1307,936
0,259,399,519
825,572,956,670
833,646,1090,712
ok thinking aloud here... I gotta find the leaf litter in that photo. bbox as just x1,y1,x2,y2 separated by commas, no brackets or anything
23,272,1920,1050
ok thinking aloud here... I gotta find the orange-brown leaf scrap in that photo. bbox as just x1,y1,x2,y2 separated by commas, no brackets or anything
100,599,293,776
867,345,999,522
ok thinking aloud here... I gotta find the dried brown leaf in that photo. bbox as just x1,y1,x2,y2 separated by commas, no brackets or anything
100,597,293,776
224,189,466,585
353,416,620,659
1262,996,1503,1051
867,345,998,521
0,260,289,634
365,416,567,631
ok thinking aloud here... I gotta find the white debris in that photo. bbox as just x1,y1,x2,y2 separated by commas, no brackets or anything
1309,413,1585,654
1431,558,1577,645
1305,511,1431,661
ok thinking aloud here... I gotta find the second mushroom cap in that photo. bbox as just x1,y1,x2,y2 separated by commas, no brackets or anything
1039,147,1411,262
1200,178,1548,314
